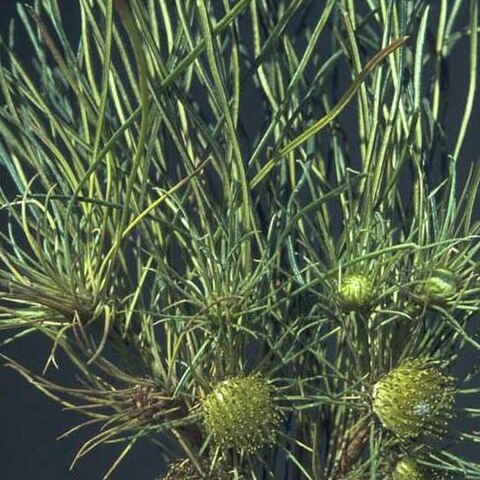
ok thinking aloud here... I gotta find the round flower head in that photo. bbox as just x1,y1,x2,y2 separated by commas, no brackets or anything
392,456,447,480
337,273,376,313
422,269,457,305
392,457,424,480
202,375,281,453
373,358,455,438
161,459,229,480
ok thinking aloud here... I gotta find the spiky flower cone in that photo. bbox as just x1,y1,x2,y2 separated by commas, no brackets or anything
422,269,457,305
373,358,455,438
337,273,376,313
392,456,448,480
202,375,281,453
161,459,230,480
392,457,424,480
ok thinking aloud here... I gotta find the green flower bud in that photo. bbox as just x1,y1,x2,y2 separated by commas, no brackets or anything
337,273,376,312
373,358,455,438
202,375,281,453
161,459,230,480
391,456,449,480
392,457,424,480
423,269,457,305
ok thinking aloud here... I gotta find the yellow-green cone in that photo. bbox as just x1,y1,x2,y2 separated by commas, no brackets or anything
392,457,424,480
423,269,457,305
202,375,281,453
337,273,375,313
161,459,230,480
373,358,455,438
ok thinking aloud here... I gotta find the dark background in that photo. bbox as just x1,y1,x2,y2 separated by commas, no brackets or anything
0,0,479,479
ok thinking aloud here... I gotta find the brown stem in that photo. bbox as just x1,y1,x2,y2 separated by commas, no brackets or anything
337,423,370,478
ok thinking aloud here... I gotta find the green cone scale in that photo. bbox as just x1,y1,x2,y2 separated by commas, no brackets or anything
392,456,448,480
202,375,281,453
392,457,424,480
161,459,230,480
373,358,455,438
337,273,375,312
423,269,457,305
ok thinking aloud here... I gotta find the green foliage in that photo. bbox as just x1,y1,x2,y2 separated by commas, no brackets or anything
0,0,479,479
